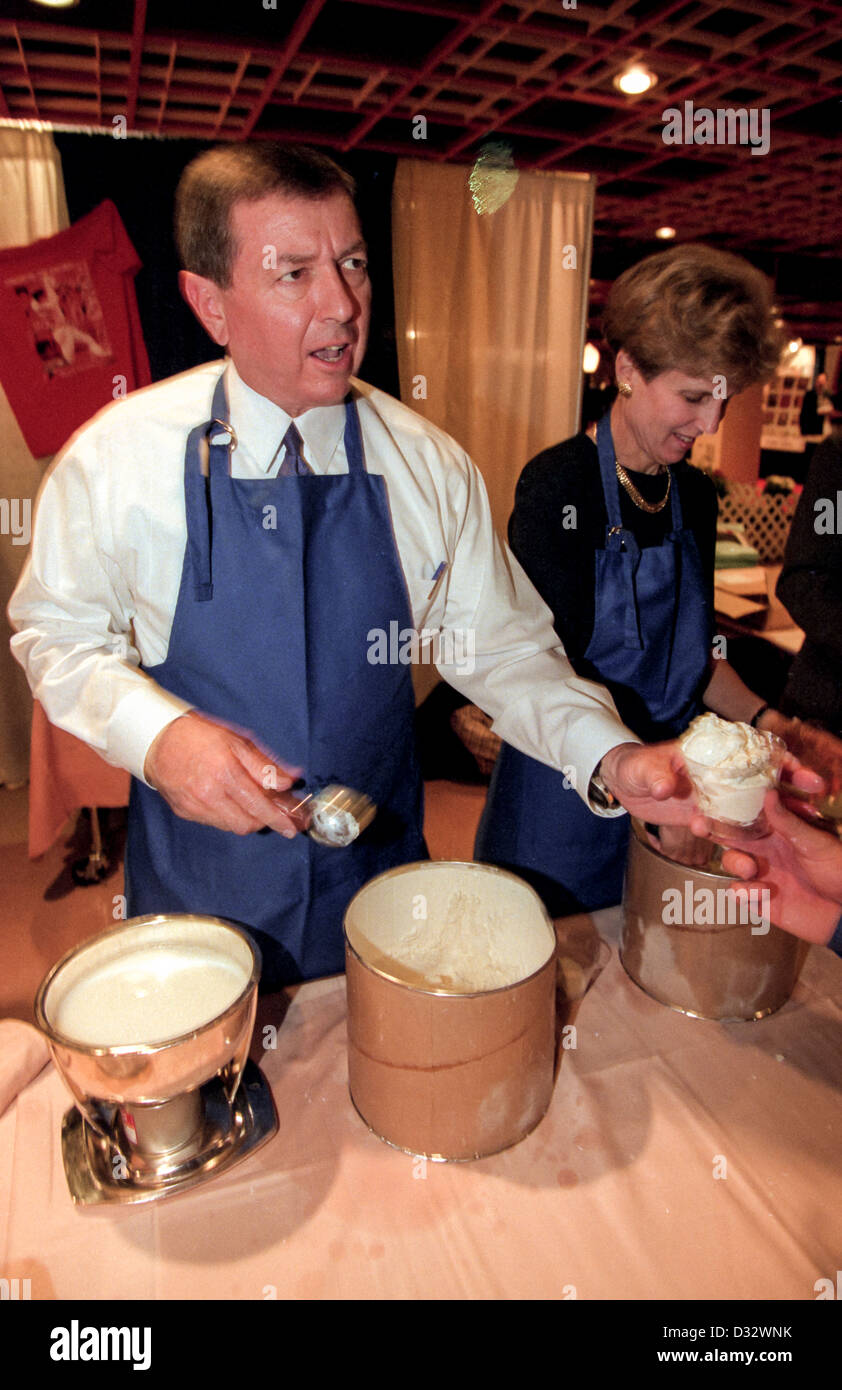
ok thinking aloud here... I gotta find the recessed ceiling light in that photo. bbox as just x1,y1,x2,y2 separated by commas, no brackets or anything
614,65,658,96
655,226,676,240
28,0,79,8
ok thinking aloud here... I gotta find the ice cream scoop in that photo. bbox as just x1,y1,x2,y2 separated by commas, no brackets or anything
271,783,376,846
680,713,784,833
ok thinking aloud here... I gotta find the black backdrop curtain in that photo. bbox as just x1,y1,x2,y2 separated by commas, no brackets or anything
53,132,400,396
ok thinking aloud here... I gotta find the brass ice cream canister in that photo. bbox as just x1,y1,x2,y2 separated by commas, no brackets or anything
621,820,807,1021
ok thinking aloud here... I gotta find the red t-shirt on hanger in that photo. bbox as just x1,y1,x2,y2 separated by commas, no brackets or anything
0,199,151,457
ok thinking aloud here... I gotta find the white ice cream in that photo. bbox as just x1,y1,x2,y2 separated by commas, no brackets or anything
53,944,249,1046
371,889,542,992
393,892,532,991
680,713,782,825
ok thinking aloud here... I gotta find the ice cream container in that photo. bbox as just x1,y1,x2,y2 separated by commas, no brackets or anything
621,820,806,1021
344,861,557,1160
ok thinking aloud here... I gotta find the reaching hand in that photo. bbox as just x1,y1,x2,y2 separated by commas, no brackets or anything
718,790,842,945
771,717,842,800
143,711,303,837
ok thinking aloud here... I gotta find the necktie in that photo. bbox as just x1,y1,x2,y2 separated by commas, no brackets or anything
279,422,312,476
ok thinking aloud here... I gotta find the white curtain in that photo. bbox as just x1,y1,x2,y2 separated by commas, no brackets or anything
392,158,594,535
0,129,69,785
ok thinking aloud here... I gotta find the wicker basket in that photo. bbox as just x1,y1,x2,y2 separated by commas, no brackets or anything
450,704,501,777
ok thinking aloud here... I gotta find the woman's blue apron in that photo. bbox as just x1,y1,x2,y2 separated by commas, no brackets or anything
475,412,711,915
125,374,426,985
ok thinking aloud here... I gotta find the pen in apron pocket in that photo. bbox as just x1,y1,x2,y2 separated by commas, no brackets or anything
428,561,448,600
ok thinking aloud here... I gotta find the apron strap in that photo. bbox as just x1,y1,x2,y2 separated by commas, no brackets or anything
596,411,624,532
183,374,234,602
343,394,366,476
667,463,684,530
185,381,366,600
595,411,643,647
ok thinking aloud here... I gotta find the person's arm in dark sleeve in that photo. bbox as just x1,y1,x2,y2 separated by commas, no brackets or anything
776,439,842,659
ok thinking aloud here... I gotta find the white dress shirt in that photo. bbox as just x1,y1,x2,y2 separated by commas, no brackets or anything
8,358,636,804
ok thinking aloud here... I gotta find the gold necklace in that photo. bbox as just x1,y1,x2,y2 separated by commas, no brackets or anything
615,459,671,514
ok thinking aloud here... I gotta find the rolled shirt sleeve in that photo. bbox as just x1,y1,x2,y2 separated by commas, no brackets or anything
383,409,639,807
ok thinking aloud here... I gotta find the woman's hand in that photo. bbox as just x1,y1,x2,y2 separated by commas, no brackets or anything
716,789,842,945
771,717,842,800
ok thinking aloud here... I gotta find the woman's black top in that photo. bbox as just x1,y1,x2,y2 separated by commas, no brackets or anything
508,432,719,699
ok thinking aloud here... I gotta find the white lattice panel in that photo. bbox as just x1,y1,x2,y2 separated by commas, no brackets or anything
717,486,798,563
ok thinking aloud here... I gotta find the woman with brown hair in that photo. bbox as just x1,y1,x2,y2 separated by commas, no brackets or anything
476,243,788,916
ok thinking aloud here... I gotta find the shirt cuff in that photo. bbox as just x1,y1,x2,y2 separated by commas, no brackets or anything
108,684,195,784
492,701,640,817
829,912,842,957
583,736,643,817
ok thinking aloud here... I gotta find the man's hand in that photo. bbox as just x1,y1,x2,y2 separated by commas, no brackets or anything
602,736,826,831
598,741,695,824
716,790,842,945
143,712,303,836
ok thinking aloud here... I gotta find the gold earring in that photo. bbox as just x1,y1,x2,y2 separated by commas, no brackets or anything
618,382,632,398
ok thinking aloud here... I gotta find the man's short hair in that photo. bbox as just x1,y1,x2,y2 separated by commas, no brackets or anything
175,142,357,289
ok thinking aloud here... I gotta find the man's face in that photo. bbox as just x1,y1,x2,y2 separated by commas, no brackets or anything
191,190,371,416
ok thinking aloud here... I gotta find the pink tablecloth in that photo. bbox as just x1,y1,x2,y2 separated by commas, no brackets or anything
28,700,130,857
1,910,840,1300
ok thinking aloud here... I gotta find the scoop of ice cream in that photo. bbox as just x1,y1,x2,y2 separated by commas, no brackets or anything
680,713,777,782
679,713,783,826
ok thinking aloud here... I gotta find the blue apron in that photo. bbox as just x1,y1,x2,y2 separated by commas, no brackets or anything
125,373,426,985
475,412,711,915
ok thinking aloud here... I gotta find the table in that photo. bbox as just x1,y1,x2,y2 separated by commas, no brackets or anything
714,564,804,656
1,909,840,1302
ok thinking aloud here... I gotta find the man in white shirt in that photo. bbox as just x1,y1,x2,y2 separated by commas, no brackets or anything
9,142,696,984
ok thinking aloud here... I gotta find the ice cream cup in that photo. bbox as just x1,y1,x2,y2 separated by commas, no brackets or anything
682,734,785,840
